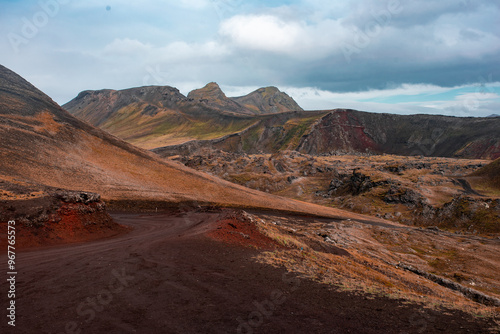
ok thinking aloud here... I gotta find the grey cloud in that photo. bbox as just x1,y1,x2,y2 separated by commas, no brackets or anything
344,0,484,29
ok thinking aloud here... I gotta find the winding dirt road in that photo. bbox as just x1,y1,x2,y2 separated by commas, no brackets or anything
1,211,497,333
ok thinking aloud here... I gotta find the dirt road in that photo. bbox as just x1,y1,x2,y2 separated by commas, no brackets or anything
1,211,497,333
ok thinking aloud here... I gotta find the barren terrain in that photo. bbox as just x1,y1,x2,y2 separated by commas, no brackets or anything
172,150,500,234
1,210,498,333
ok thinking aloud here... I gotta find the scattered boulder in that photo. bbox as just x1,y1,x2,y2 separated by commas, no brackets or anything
383,186,425,208
329,170,388,196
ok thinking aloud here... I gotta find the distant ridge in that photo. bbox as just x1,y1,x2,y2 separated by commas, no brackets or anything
64,82,500,160
154,109,500,160
63,83,303,149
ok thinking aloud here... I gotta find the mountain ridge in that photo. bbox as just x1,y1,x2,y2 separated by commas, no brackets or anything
63,82,500,160
153,108,500,160
0,64,367,220
64,83,303,149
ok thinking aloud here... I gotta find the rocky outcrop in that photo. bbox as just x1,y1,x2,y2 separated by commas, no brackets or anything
397,263,500,307
383,186,427,208
0,189,122,248
328,170,389,196
472,157,500,189
409,195,500,234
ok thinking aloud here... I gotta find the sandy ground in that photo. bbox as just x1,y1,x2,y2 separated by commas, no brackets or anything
0,211,497,334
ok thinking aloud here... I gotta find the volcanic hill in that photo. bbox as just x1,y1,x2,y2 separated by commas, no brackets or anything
65,85,500,160
0,64,376,219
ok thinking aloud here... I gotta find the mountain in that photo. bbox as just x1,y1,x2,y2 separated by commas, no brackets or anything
472,157,500,189
186,82,254,116
231,86,303,114
64,85,188,127
154,109,500,160
486,114,500,118
65,82,500,160
0,64,365,219
297,110,500,159
64,83,302,149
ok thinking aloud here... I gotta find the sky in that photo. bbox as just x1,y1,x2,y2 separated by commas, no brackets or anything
1,0,499,116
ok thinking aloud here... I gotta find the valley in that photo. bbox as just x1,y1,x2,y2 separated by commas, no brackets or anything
1,64,499,333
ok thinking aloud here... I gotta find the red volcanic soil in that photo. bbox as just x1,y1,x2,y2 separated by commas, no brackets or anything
0,192,128,249
302,110,380,154
0,211,496,334
207,212,284,250
9,202,129,249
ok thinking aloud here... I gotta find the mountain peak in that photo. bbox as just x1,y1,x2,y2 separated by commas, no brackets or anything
231,86,303,114
187,82,226,100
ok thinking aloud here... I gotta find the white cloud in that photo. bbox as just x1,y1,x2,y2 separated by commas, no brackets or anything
1,0,498,115
456,92,500,101
219,15,304,53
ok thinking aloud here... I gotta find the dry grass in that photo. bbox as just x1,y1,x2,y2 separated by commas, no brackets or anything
248,212,500,319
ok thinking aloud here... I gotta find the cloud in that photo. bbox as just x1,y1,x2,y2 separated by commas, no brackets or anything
219,14,304,53
456,92,500,101
1,0,499,115
156,41,229,62
276,83,500,116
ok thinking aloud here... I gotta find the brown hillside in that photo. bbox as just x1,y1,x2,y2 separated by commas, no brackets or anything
0,64,382,221
472,157,500,189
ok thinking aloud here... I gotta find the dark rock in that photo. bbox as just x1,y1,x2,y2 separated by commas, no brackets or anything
54,191,101,204
383,186,425,208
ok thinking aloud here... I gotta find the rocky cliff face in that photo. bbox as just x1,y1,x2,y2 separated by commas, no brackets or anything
63,86,188,126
